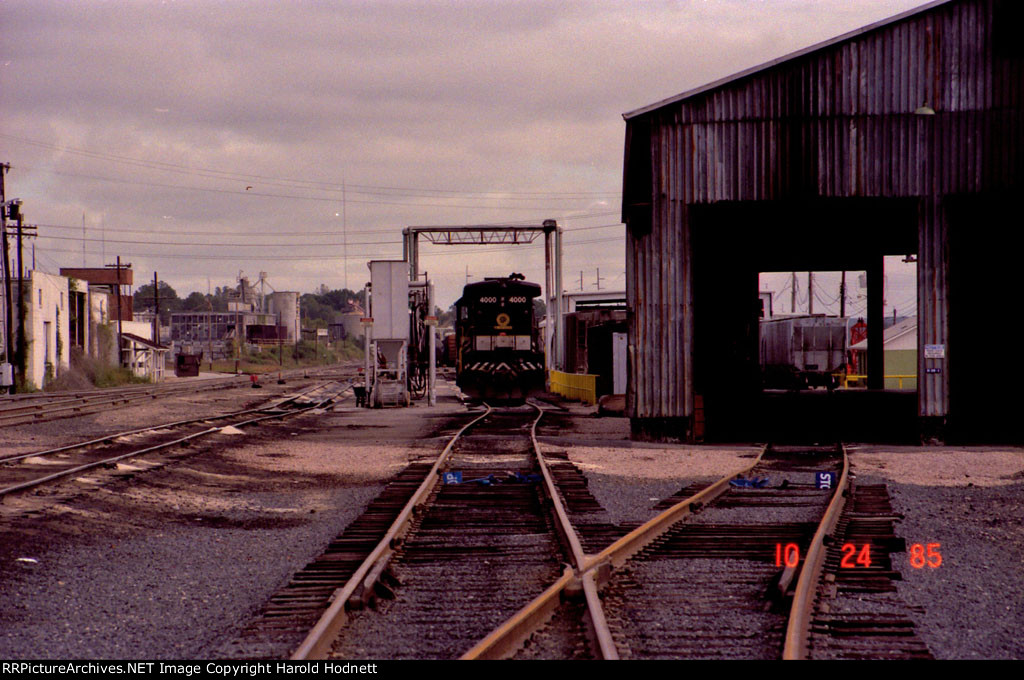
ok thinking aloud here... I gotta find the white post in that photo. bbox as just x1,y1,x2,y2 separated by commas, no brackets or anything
554,224,564,371
544,229,553,380
363,283,372,394
427,280,436,406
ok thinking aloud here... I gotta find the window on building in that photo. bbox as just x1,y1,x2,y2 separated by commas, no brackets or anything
38,289,43,308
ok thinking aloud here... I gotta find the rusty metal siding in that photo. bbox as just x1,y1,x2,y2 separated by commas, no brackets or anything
635,0,1016,204
624,0,1021,423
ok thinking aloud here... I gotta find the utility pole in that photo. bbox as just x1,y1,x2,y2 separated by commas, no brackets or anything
234,275,243,374
153,271,160,345
106,257,129,367
342,179,347,292
15,214,36,385
840,271,847,317
16,221,38,278
579,271,584,291
116,257,122,366
596,267,604,291
234,299,240,375
808,272,814,314
1,163,13,392
207,297,213,372
791,272,797,313
277,310,284,383
235,304,240,374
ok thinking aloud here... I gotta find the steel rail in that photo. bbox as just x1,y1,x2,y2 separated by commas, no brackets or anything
0,380,238,403
0,363,356,427
461,443,770,660
0,363,350,404
0,381,349,499
461,401,617,660
782,444,851,660
581,443,769,573
290,404,496,660
0,382,335,465
531,400,618,660
0,378,249,424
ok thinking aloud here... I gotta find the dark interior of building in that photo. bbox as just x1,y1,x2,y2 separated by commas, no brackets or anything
692,197,920,443
683,194,1020,444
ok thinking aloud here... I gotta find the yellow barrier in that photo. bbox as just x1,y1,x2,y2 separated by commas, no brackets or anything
842,374,917,389
549,370,597,405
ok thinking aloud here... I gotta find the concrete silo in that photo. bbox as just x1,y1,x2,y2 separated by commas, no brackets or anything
267,292,300,343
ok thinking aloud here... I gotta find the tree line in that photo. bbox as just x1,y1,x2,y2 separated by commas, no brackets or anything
132,282,370,327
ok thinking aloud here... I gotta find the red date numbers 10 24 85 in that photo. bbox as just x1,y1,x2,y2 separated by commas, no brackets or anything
773,542,943,569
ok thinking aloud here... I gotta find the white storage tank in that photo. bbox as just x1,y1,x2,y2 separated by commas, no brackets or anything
267,291,300,342
338,311,364,342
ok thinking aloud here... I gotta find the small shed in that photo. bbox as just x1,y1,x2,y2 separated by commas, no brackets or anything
122,333,169,382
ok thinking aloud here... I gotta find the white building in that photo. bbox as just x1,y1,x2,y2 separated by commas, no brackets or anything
3,271,74,390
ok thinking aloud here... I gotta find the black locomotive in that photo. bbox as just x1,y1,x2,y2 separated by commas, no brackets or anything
454,273,545,402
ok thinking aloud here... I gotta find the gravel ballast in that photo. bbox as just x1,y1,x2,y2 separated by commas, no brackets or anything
848,447,1024,660
2,384,1021,660
554,426,1024,660
0,381,468,660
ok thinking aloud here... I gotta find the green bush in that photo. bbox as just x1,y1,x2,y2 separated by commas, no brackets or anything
71,347,150,388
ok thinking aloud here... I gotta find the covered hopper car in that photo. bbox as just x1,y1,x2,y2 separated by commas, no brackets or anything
760,315,848,390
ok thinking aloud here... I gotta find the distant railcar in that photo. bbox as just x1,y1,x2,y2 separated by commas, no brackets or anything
443,332,457,366
455,274,545,402
760,315,847,390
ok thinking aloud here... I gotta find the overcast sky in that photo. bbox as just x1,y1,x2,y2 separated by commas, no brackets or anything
1,0,932,311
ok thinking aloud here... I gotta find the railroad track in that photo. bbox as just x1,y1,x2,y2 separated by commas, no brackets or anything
0,363,356,428
0,380,352,501
597,445,841,659
217,400,604,660
468,442,932,660
798,483,932,659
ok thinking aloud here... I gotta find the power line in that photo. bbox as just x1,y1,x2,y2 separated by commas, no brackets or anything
3,133,621,199
35,219,624,240
35,234,625,262
35,232,404,248
813,288,838,308
34,223,625,250
16,165,618,212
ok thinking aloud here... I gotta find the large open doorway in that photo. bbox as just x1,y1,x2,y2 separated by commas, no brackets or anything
690,197,920,443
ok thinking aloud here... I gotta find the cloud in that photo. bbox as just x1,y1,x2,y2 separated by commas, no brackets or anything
0,0,935,305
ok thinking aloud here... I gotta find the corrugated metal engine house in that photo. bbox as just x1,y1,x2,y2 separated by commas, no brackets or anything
622,0,1022,443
